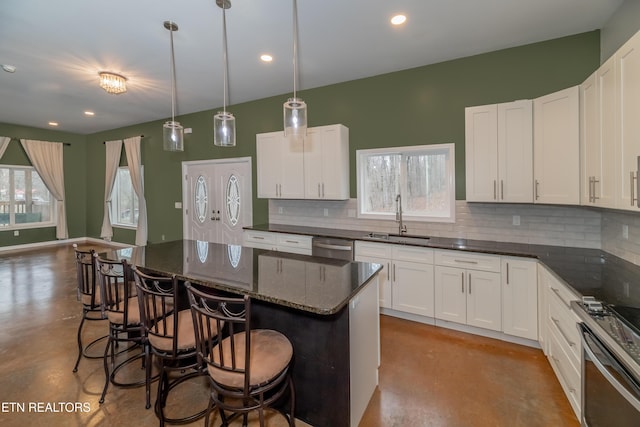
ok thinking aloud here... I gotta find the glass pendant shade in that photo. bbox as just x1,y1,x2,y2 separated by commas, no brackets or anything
214,112,236,147
163,21,184,152
163,120,184,151
284,97,307,137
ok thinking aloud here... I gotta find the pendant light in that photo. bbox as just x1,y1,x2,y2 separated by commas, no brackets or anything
163,21,184,152
214,0,236,147
283,0,307,137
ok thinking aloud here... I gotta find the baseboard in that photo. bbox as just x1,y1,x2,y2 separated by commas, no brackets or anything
0,237,133,254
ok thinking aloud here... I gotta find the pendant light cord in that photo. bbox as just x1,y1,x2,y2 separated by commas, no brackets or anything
292,0,298,99
169,23,177,123
222,5,229,114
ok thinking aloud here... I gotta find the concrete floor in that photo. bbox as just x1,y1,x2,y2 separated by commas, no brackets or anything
0,243,578,427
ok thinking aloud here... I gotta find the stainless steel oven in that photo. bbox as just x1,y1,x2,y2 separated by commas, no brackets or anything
573,301,640,426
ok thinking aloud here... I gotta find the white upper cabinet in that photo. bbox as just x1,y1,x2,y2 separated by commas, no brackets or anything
256,131,305,199
616,30,640,211
533,86,580,205
256,124,349,200
465,100,533,203
303,125,350,200
580,57,616,208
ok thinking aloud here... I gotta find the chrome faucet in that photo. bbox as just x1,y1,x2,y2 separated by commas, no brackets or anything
395,194,407,235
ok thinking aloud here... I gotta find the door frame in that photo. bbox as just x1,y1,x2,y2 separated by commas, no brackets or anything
181,157,253,242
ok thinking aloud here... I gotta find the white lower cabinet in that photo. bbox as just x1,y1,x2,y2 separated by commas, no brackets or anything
354,241,434,317
434,250,502,332
538,265,581,420
243,230,312,255
501,257,538,340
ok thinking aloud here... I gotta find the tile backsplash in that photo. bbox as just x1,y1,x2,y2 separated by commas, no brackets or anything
268,199,600,246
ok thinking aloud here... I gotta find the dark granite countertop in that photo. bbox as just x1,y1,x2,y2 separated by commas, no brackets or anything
245,224,640,308
111,239,382,316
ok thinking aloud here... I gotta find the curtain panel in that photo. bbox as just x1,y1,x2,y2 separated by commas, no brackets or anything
100,140,123,240
123,136,147,246
0,136,10,159
19,139,68,239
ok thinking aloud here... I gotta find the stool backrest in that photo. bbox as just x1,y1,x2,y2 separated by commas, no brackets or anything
73,244,98,308
132,267,179,355
185,283,250,392
94,254,134,325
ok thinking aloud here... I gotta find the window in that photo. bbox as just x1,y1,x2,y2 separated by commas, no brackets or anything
0,166,55,228
110,167,141,228
357,143,455,223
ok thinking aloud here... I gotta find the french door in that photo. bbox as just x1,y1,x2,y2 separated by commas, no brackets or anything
182,158,252,245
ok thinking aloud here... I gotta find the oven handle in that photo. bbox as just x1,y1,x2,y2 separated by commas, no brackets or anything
581,326,640,412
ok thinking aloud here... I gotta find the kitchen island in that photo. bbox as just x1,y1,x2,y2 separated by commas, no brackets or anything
111,239,382,427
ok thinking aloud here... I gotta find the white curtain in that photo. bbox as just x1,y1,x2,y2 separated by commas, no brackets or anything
100,140,123,241
19,139,68,239
123,136,147,246
0,136,10,159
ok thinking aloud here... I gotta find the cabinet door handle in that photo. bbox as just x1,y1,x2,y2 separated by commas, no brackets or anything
588,176,593,203
387,263,391,282
593,176,600,202
454,259,478,264
468,273,472,294
630,171,636,207
461,272,465,293
506,262,509,285
550,287,571,309
493,180,497,200
318,183,321,197
501,180,504,200
535,180,540,200
393,264,396,282
322,183,325,198
253,236,265,240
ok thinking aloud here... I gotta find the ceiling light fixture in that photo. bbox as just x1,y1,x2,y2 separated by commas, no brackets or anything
213,0,236,147
2,64,16,73
48,122,58,127
391,14,407,25
283,0,307,138
260,54,273,62
98,72,127,94
84,111,95,116
163,21,184,152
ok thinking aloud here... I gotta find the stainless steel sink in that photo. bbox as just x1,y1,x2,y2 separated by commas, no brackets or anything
363,232,430,245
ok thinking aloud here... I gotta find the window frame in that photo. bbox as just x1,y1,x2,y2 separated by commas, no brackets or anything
356,143,456,223
110,166,142,230
0,165,56,230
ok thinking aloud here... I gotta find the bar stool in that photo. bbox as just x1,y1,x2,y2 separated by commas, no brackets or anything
133,266,209,425
185,283,296,427
95,254,147,405
72,244,107,373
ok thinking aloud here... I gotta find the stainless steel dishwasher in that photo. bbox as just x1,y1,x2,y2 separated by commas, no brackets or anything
311,237,354,260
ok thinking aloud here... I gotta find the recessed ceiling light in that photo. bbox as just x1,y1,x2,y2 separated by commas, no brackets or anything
391,14,407,25
260,54,273,62
1,64,16,73
84,111,95,116
48,122,59,127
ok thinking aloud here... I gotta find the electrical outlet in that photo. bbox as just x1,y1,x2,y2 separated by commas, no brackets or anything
323,208,329,217
348,209,356,218
175,202,182,209
512,215,520,226
13,230,19,236
278,207,283,214
161,234,165,241
623,224,629,239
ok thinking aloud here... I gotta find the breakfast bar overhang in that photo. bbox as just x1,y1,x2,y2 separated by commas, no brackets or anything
110,239,382,427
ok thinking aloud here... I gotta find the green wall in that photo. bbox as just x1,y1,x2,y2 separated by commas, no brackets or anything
1,31,600,247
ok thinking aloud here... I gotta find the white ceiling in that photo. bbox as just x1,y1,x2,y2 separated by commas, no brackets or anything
0,0,624,135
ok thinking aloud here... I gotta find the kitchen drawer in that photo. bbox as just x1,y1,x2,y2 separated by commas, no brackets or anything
392,245,434,264
546,272,579,308
244,230,277,246
276,233,312,250
547,325,581,419
434,250,501,273
355,241,392,259
548,293,581,365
